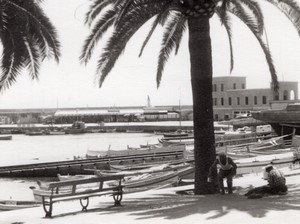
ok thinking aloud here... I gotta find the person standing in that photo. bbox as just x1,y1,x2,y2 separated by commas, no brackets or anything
208,152,237,194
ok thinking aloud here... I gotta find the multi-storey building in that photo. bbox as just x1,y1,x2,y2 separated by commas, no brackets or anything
212,76,298,120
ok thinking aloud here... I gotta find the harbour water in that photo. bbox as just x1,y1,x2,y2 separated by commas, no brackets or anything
0,132,163,202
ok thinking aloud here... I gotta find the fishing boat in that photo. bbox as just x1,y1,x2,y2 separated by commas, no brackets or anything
105,165,194,192
0,200,41,211
25,130,45,136
0,135,12,140
252,103,300,136
163,131,189,138
65,121,86,134
86,144,186,158
45,130,65,135
158,137,194,146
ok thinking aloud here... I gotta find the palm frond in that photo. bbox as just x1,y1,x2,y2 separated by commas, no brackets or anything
80,9,117,64
228,4,279,91
215,7,234,72
139,10,172,57
231,0,264,34
156,12,186,87
84,0,113,26
97,1,170,87
5,0,60,61
23,36,40,80
0,34,24,91
265,0,300,37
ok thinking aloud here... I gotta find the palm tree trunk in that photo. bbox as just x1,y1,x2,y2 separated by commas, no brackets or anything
188,17,216,194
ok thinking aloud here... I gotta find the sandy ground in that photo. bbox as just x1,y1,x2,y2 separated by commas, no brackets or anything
0,169,300,224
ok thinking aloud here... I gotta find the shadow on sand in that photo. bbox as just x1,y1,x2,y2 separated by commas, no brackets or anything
47,182,300,221
93,183,300,221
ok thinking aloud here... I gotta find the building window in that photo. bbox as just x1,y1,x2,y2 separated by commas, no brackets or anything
283,90,288,100
221,84,224,92
245,97,249,105
214,84,217,92
221,98,224,106
229,97,232,106
237,97,240,105
233,83,236,89
254,96,257,105
262,96,267,104
242,84,245,89
214,98,217,106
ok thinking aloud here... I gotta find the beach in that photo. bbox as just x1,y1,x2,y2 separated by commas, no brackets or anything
0,168,299,224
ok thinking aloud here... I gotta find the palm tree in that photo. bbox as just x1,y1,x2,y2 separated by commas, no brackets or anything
81,0,300,194
0,0,60,91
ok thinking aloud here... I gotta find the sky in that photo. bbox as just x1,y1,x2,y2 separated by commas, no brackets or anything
0,0,300,109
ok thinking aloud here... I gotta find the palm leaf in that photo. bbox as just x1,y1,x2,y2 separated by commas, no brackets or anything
215,7,234,72
84,0,113,26
97,1,170,87
265,0,300,37
139,10,171,57
5,0,60,61
228,3,279,91
157,12,186,87
80,9,117,64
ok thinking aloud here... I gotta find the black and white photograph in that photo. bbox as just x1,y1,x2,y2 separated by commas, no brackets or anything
0,0,300,223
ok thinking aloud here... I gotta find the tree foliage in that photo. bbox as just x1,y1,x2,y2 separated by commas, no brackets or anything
0,0,60,91
82,0,300,194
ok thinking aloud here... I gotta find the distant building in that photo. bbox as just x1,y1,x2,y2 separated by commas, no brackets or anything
212,76,298,120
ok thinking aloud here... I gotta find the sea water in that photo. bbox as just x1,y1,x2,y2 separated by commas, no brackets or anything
0,132,162,201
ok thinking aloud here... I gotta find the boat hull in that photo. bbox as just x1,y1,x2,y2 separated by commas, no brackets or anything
0,200,40,210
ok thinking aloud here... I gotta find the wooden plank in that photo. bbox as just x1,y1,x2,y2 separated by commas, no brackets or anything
47,175,124,189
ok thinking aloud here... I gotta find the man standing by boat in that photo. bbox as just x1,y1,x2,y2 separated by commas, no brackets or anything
208,152,237,195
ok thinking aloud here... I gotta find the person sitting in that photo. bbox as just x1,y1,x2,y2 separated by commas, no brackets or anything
245,164,288,199
208,152,237,194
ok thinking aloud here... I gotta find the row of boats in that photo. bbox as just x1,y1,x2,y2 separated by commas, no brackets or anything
1,129,300,211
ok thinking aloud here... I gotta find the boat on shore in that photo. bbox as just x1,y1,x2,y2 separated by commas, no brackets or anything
252,103,300,136
0,135,12,140
65,121,86,134
45,130,65,135
0,200,41,211
104,165,194,193
25,130,45,136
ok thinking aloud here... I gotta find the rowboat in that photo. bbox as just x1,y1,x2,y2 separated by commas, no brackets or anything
0,135,12,140
25,131,45,136
0,200,41,210
163,131,189,138
46,130,65,135
235,152,295,175
106,165,194,193
158,138,194,146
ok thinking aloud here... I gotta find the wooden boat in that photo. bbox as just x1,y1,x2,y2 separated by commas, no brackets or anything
0,135,12,140
86,144,186,158
163,131,189,138
0,149,185,178
105,165,194,192
65,121,86,134
140,143,159,148
252,104,300,136
126,129,144,133
105,128,116,133
158,137,194,146
109,160,192,172
235,152,296,175
25,131,44,136
46,130,65,135
0,200,41,210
